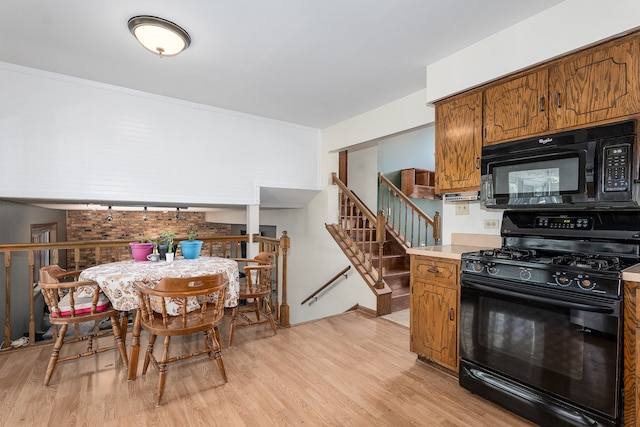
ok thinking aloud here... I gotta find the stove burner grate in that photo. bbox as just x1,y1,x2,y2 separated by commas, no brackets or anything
551,254,621,271
480,247,538,261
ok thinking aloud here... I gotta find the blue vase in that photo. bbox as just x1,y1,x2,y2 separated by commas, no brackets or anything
180,240,203,259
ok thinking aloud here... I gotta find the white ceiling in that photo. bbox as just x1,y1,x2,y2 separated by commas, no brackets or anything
0,0,563,129
0,1,564,212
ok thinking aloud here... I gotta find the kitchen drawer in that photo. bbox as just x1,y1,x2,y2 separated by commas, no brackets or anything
411,256,458,287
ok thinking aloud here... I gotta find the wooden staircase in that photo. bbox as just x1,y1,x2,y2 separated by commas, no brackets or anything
371,238,411,312
326,173,440,315
325,222,409,314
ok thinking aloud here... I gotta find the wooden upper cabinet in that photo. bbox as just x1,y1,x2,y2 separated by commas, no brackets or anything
483,69,549,145
435,91,482,194
549,34,640,129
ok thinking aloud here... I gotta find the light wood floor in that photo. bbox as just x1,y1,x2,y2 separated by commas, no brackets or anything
0,310,536,426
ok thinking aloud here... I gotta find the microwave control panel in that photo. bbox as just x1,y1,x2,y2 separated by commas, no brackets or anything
603,144,629,192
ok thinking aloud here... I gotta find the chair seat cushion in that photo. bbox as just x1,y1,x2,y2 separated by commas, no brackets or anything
52,292,111,317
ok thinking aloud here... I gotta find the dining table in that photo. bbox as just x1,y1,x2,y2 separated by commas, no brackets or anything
79,256,239,380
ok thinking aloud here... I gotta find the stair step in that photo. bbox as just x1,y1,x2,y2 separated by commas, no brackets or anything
391,286,409,296
372,255,409,272
391,293,410,311
383,269,410,278
386,275,409,291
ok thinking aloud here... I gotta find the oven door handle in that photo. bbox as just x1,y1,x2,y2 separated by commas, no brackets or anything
461,279,615,314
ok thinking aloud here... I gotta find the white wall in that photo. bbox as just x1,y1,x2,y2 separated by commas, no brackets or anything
347,145,379,210
426,0,640,102
0,62,321,206
324,90,435,153
440,203,502,245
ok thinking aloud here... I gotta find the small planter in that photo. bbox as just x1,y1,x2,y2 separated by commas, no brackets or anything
180,240,203,259
130,242,154,262
157,244,177,261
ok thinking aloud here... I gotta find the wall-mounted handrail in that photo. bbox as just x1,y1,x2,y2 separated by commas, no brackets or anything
379,172,441,247
300,265,351,305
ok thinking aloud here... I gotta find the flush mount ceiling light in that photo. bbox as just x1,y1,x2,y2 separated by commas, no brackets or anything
127,15,191,57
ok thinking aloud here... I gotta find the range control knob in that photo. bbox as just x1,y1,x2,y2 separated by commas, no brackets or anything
487,263,499,275
473,262,483,272
579,278,595,291
519,269,531,280
555,273,571,287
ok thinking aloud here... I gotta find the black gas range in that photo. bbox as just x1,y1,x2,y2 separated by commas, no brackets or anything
459,209,640,427
462,210,640,298
461,246,633,300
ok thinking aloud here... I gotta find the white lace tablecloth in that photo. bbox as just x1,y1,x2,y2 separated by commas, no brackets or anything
79,257,239,314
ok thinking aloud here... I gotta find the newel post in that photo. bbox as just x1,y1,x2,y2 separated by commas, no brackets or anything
4,251,11,349
433,211,441,246
279,231,290,327
376,210,386,289
28,250,35,346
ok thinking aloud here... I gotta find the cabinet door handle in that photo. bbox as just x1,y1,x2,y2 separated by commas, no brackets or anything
556,92,562,108
449,308,454,321
539,96,545,112
475,157,480,169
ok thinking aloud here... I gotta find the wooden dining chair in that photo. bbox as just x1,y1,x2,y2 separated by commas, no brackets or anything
135,274,228,407
39,265,129,385
229,251,277,346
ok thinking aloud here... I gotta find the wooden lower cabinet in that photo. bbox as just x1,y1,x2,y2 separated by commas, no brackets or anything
623,280,639,427
410,255,459,372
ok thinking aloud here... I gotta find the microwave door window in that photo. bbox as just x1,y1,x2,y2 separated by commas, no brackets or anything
492,157,580,200
509,169,560,196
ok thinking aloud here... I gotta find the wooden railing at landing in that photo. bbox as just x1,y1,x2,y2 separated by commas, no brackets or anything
379,172,441,247
0,232,291,350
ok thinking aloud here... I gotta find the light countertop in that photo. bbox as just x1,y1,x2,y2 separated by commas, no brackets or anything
406,233,502,260
406,244,493,260
623,264,640,282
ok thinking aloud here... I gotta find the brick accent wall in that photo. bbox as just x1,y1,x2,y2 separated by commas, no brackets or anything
66,210,232,266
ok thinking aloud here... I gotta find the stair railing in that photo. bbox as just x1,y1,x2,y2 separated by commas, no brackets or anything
379,172,441,247
331,173,385,287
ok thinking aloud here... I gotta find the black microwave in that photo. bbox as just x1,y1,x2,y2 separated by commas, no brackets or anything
480,119,638,209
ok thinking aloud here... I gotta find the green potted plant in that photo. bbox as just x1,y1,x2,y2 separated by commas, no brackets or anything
179,230,203,259
130,237,154,261
157,228,176,261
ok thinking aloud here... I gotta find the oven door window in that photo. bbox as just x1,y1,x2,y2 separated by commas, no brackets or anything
489,154,582,198
460,286,620,418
